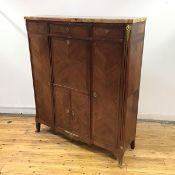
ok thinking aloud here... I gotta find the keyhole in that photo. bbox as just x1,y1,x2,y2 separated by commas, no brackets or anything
66,27,70,32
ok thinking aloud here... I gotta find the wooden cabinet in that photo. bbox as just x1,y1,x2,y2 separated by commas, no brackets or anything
25,16,146,165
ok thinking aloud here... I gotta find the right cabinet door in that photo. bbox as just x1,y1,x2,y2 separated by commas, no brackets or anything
92,40,122,151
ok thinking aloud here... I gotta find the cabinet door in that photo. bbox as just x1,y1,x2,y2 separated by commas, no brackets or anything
52,38,90,92
51,37,90,140
54,87,71,132
28,34,54,126
51,38,72,132
92,40,122,151
71,91,90,142
69,39,90,141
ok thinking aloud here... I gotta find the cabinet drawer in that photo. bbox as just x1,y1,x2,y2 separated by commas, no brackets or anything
27,22,48,34
50,23,90,37
50,24,70,35
93,24,124,40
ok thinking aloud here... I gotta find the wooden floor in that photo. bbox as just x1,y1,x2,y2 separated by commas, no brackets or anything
0,116,174,175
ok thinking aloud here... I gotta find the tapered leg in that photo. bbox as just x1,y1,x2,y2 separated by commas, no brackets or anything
35,123,41,132
130,140,135,149
118,156,123,167
114,148,124,167
118,150,124,167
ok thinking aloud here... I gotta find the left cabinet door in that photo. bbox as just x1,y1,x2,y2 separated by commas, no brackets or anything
51,37,72,133
27,22,54,126
51,37,91,141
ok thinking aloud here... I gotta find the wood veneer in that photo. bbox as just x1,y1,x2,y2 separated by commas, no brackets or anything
25,16,146,165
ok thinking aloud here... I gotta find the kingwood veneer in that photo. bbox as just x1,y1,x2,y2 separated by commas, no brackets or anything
25,16,146,165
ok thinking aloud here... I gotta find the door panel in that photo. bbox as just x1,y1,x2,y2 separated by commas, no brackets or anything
51,37,90,138
51,37,68,86
29,34,54,126
92,41,122,151
52,37,90,93
69,39,90,92
54,87,71,131
71,91,90,142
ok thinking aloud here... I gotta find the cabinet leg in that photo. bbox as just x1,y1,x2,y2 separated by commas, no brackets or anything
115,148,124,167
118,151,124,167
118,157,123,167
35,123,41,132
130,140,135,149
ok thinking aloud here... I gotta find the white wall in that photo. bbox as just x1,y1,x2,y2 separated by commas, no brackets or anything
0,0,175,121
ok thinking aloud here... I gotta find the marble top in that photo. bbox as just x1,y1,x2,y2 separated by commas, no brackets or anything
24,16,146,24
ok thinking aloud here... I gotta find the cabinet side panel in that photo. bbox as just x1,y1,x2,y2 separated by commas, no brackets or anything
124,22,146,147
27,23,54,126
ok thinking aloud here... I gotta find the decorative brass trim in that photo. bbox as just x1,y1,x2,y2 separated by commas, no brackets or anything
65,130,79,138
126,24,131,42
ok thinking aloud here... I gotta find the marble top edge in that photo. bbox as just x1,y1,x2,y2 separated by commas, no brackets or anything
24,16,147,23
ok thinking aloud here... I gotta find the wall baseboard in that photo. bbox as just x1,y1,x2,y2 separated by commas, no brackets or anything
138,113,175,121
0,106,36,115
0,107,174,121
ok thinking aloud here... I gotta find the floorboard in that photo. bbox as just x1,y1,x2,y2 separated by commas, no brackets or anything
0,115,174,175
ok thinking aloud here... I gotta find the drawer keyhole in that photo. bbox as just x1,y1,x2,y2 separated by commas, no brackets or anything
66,27,70,33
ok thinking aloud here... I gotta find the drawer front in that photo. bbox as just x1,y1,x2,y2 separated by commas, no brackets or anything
93,24,124,40
50,23,90,37
50,24,70,35
27,21,48,34
71,25,90,37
